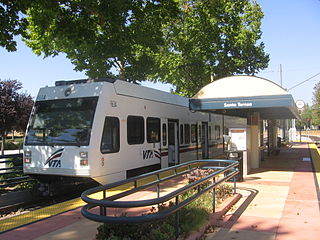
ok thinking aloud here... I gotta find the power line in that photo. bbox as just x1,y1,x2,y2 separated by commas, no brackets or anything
287,72,320,91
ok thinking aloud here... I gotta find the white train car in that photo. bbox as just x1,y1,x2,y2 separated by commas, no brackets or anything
23,79,246,185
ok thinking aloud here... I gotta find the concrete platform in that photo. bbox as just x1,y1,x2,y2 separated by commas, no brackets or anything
205,143,320,240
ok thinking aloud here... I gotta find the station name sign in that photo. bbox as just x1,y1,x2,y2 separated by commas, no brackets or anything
224,102,253,108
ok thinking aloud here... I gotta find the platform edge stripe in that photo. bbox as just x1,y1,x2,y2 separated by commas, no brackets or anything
0,197,85,233
308,143,320,191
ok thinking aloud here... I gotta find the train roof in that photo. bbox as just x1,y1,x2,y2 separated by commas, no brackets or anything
113,80,189,107
53,78,189,107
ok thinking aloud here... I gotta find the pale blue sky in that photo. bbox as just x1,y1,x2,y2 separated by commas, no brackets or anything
1,0,320,105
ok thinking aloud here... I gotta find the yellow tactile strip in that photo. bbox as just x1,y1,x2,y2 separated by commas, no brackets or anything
0,191,101,233
0,181,143,233
309,143,320,189
0,162,205,233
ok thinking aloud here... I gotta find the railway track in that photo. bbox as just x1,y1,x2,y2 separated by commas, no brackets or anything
305,135,320,143
0,181,99,220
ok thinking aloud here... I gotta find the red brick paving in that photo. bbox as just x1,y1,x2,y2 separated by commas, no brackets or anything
207,144,320,240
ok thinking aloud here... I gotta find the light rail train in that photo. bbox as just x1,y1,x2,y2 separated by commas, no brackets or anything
23,79,246,187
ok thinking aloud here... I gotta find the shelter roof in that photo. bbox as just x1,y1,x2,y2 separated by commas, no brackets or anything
189,76,299,119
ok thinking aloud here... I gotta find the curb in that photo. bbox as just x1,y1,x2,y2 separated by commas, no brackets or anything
185,193,242,240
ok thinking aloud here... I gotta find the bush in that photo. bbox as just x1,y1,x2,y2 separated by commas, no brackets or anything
95,169,234,239
0,156,36,193
96,213,176,240
96,185,233,239
3,138,23,150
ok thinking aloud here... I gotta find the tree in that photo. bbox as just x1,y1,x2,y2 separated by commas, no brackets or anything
0,79,33,154
2,0,269,97
23,0,180,81
0,0,30,51
151,0,269,96
23,0,268,95
296,104,313,130
312,81,320,126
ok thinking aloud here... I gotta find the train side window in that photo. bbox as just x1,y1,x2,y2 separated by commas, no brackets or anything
147,117,160,143
162,123,167,146
184,124,190,144
180,124,184,144
100,117,120,153
191,124,197,143
127,116,144,145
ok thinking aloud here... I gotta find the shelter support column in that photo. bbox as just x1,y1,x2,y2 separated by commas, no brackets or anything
247,112,260,170
268,120,278,152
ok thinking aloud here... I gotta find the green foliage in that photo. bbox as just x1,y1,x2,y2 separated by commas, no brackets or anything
0,0,30,51
151,0,269,96
0,156,35,193
23,0,180,82
296,81,320,129
96,211,176,240
312,82,320,126
297,104,315,129
3,138,23,150
2,0,269,97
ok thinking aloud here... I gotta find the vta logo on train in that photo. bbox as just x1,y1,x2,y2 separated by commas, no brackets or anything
45,148,63,168
142,149,161,160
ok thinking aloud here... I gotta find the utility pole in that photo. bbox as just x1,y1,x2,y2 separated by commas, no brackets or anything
280,64,285,141
280,64,283,87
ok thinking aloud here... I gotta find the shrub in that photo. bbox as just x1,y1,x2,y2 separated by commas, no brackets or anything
95,168,233,239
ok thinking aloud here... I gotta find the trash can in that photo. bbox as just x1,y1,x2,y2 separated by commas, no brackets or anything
226,151,243,182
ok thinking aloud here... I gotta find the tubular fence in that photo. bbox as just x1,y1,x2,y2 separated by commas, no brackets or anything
0,153,35,189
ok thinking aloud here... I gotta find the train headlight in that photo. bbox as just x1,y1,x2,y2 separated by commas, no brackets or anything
80,159,88,166
24,151,32,164
80,151,88,166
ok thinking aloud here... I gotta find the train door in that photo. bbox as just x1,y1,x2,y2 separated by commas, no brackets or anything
202,122,209,159
168,119,179,165
161,118,168,168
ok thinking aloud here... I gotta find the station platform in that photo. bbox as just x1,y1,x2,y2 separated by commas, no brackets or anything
206,143,320,240
0,143,319,240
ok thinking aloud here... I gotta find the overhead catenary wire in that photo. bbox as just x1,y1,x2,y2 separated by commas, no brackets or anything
287,72,320,91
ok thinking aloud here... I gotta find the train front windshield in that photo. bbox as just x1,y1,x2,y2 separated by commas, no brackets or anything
25,97,98,146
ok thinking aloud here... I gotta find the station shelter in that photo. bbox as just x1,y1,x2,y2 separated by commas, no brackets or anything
189,75,299,175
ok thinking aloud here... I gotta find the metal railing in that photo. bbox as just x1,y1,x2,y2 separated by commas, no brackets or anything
81,159,239,236
0,153,35,189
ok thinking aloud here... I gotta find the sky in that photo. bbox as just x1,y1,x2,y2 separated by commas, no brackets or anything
1,0,320,106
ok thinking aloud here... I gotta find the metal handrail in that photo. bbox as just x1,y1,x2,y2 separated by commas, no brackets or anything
81,159,239,225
